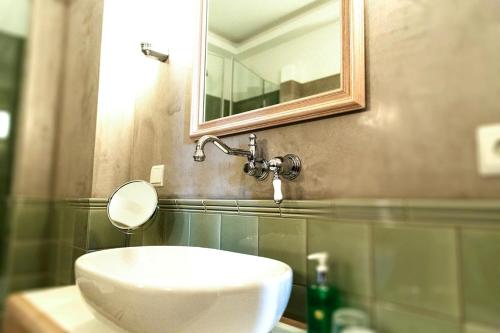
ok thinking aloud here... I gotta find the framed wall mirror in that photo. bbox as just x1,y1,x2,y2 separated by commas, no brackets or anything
190,0,365,138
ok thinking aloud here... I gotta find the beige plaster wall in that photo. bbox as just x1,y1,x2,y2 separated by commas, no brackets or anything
12,0,67,199
13,0,131,200
13,0,500,200
125,0,500,200
53,0,104,198
89,0,141,198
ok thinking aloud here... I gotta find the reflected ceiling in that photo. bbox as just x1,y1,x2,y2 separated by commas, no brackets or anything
208,0,326,43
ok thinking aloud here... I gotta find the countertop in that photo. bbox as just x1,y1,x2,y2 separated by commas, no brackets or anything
3,286,305,333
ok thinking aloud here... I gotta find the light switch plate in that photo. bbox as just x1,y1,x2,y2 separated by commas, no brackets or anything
476,124,500,176
150,165,165,187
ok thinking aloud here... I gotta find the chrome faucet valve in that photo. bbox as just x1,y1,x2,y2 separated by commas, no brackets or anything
244,160,269,181
248,134,257,161
268,155,301,204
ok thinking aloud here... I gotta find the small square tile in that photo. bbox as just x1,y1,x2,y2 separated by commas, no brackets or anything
308,219,371,296
72,247,86,262
142,212,165,246
87,209,126,249
374,225,460,317
462,228,500,327
70,247,87,283
60,205,77,244
73,208,89,249
189,213,221,249
0,238,8,275
9,202,51,241
221,215,258,255
374,303,460,333
48,204,61,241
285,284,307,323
128,229,143,247
8,274,51,293
47,240,59,281
56,243,74,285
464,322,500,333
10,242,50,275
259,217,306,285
164,212,190,246
0,278,6,309
340,293,373,321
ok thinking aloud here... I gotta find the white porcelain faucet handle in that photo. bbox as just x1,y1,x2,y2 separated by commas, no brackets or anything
273,176,283,204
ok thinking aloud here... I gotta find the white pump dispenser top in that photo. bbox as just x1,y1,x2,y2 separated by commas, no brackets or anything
308,252,329,284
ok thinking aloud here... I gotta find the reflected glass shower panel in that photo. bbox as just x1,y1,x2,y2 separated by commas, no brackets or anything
232,61,264,115
204,52,225,121
205,49,281,118
232,61,280,114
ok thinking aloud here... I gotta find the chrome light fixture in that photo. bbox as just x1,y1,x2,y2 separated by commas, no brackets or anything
140,42,169,62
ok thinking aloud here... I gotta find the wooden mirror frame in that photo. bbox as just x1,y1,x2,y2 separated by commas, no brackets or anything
190,0,365,138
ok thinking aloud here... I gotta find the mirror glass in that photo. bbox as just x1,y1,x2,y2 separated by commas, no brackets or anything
107,181,158,231
203,0,342,122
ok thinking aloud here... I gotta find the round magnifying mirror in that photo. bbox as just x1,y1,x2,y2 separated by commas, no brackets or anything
107,180,158,232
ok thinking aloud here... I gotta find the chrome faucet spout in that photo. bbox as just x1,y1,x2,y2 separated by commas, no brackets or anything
192,133,301,203
193,135,254,162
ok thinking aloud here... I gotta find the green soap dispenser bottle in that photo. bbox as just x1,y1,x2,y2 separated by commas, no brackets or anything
307,252,341,333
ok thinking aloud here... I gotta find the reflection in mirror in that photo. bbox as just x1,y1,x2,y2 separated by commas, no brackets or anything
204,0,342,122
107,181,158,232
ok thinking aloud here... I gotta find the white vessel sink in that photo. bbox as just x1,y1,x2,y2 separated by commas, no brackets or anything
75,246,293,333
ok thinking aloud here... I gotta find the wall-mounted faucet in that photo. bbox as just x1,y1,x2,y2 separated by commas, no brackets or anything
193,134,301,204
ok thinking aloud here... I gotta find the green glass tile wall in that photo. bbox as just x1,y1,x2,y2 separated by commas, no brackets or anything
164,212,190,246
51,200,127,285
374,225,460,317
259,217,307,285
461,228,500,327
3,199,54,314
308,219,372,297
221,215,258,255
189,213,221,249
4,198,500,332
374,303,461,333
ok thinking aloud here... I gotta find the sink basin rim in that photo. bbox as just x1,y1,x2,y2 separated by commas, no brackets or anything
75,246,293,292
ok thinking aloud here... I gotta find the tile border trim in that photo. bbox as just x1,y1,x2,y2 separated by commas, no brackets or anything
8,197,500,225
38,198,500,226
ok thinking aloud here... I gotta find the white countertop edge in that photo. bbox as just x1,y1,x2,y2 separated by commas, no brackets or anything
20,286,306,333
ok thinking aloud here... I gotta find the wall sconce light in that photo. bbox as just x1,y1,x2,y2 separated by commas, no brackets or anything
0,110,11,140
140,42,169,63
